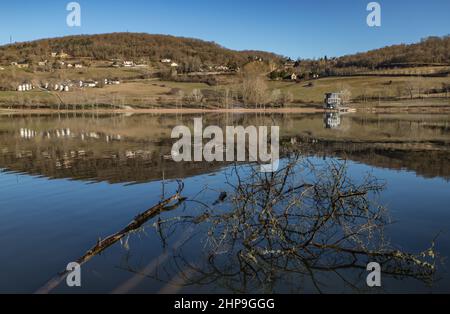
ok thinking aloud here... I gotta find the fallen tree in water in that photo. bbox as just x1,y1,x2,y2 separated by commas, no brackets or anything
142,156,439,293
36,181,186,294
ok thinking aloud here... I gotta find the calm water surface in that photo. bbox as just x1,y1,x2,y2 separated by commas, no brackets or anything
0,112,449,293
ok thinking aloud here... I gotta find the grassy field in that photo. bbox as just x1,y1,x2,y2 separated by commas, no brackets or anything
1,70,449,109
268,76,450,103
0,65,151,81
358,66,450,76
0,78,212,108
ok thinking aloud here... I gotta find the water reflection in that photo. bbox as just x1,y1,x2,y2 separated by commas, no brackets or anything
0,112,449,293
324,112,341,129
49,156,434,294
19,127,123,142
1,113,450,182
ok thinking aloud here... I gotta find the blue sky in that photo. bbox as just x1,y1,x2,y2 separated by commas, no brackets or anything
0,0,449,59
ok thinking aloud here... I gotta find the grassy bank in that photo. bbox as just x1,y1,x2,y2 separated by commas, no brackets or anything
1,74,449,110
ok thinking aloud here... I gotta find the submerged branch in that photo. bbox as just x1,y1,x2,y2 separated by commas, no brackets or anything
35,181,186,294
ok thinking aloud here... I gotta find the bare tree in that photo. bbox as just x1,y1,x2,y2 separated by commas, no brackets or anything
191,89,203,104
141,156,438,293
241,73,268,108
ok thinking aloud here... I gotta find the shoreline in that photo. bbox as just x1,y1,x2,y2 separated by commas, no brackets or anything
1,104,450,115
0,107,329,115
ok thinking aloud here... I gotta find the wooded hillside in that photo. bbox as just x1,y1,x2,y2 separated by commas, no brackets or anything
336,36,450,69
0,33,284,67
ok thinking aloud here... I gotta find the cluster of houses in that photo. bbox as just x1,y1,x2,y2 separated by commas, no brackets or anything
111,60,148,68
11,61,29,69
9,51,73,69
16,78,120,92
17,83,35,92
10,60,84,69
50,83,71,92
161,59,179,67
16,82,71,92
53,60,84,69
51,51,70,59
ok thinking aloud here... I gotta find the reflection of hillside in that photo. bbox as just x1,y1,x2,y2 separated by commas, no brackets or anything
294,140,450,180
0,139,224,184
2,136,449,183
1,113,450,183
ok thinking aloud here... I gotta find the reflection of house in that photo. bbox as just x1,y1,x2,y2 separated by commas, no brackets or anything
20,128,37,139
324,92,343,109
324,112,341,129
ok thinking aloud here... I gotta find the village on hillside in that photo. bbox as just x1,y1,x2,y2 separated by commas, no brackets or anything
0,35,449,111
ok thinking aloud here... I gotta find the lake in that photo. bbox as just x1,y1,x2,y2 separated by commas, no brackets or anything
0,112,449,293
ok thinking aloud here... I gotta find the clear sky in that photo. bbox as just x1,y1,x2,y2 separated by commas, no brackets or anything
0,0,449,59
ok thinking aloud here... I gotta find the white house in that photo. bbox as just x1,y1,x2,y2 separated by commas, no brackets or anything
324,92,343,109
83,81,98,88
123,61,134,67
161,59,172,63
170,62,179,67
18,83,32,91
74,64,83,69
12,62,29,69
104,78,121,85
215,65,229,72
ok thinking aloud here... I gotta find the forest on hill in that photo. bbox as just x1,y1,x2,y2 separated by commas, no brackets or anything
1,33,449,74
0,32,284,67
292,36,450,78
336,36,450,68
